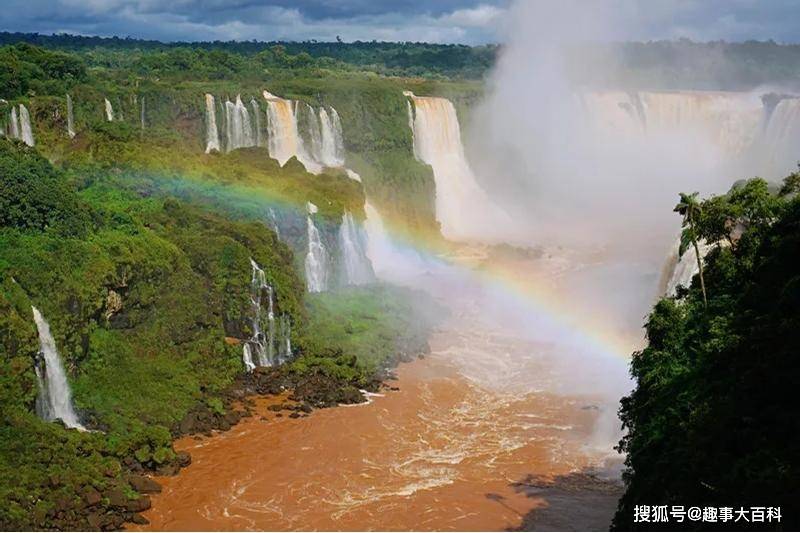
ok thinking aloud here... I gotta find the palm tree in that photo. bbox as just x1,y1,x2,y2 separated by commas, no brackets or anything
674,192,708,307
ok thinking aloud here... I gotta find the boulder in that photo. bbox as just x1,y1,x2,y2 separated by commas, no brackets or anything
130,513,150,525
126,496,151,513
105,488,127,508
176,451,192,468
128,475,162,494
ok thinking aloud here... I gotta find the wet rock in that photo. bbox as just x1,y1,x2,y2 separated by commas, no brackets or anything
87,513,102,530
128,475,161,494
299,402,312,413
105,488,127,508
155,463,179,476
126,496,151,513
83,487,102,506
131,513,150,525
176,451,192,468
267,404,283,412
288,412,301,419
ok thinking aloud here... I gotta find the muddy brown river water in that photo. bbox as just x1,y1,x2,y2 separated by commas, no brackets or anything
137,274,625,531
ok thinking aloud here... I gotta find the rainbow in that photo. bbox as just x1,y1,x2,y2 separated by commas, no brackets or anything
121,167,638,367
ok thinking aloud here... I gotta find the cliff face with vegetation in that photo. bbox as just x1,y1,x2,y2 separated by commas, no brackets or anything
615,175,800,530
0,39,448,530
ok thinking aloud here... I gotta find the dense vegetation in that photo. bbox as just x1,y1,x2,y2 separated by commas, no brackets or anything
0,130,435,529
0,32,497,81
615,174,800,530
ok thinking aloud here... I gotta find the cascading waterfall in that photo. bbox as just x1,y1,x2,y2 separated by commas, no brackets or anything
406,91,510,241
140,96,146,130
9,106,20,139
31,306,84,430
338,210,375,286
305,202,330,293
66,94,76,138
225,95,255,152
104,98,114,122
319,107,345,167
246,258,275,368
264,90,300,166
18,104,35,146
204,94,221,153
262,90,346,172
760,96,800,176
663,237,714,296
251,98,263,147
243,259,293,371
582,90,800,179
303,103,324,164
278,315,292,361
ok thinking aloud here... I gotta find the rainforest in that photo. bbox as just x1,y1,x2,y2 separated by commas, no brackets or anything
1,1,799,531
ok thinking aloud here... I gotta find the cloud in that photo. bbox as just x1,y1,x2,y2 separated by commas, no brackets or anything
0,0,798,44
0,0,509,44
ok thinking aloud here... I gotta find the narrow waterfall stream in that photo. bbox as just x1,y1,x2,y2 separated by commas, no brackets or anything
32,306,84,430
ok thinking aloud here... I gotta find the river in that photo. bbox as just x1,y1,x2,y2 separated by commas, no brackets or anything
137,247,631,531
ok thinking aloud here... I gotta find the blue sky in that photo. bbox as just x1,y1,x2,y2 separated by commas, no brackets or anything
1,0,799,44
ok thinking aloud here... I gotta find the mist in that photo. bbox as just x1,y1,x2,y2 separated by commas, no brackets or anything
470,1,757,252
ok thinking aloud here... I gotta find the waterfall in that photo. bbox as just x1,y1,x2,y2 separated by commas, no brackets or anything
263,90,347,173
225,95,255,152
761,97,800,176
104,98,114,122
66,94,76,138
251,98,263,147
663,238,714,296
9,106,20,139
278,315,292,361
304,103,324,164
246,258,275,368
204,94,221,153
243,259,293,370
338,211,375,286
319,107,345,167
267,208,281,239
264,90,300,166
140,96,146,130
305,202,329,293
406,91,510,241
17,105,35,146
31,306,84,430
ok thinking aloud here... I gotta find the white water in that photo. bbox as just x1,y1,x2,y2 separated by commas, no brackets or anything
32,306,84,430
225,95,255,152
246,258,275,368
251,98,263,147
406,92,511,242
243,258,292,369
263,90,346,173
104,98,114,122
662,238,715,296
204,94,221,154
140,96,146,130
19,104,34,146
264,90,301,167
305,201,330,293
9,106,20,139
338,211,375,286
761,97,800,176
66,94,76,138
319,107,345,167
